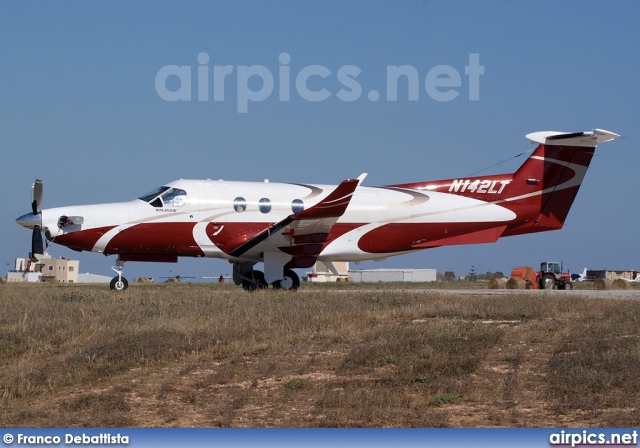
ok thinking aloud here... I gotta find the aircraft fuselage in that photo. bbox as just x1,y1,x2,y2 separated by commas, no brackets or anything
15,129,620,290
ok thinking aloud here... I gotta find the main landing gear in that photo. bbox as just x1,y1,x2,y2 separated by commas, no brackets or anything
110,258,129,291
241,270,268,291
272,269,300,290
234,262,300,291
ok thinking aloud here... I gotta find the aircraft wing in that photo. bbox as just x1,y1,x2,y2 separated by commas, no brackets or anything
620,276,640,282
228,177,360,259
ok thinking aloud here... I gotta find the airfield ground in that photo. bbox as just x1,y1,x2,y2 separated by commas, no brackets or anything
1,282,639,427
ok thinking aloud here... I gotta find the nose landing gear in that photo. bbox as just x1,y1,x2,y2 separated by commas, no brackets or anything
110,258,128,291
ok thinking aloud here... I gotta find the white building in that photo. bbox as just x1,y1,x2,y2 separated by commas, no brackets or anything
307,261,350,282
6,255,78,283
77,273,112,283
306,261,438,283
348,268,437,283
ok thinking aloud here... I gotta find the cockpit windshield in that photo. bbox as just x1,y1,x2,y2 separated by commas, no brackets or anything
138,186,187,208
138,186,170,202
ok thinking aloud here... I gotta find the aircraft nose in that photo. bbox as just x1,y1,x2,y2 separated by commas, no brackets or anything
16,212,42,229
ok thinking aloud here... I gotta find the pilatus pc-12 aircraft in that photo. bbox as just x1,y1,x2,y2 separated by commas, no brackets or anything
16,129,619,291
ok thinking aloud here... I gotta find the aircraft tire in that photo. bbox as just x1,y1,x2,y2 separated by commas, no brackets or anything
273,269,300,290
242,270,268,291
110,276,129,291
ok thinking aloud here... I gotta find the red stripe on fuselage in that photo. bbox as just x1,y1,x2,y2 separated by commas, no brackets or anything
206,222,271,254
357,221,510,254
103,222,203,256
51,226,117,252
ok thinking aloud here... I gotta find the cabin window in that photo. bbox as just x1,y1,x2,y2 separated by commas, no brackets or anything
292,199,304,214
259,198,272,214
233,197,247,213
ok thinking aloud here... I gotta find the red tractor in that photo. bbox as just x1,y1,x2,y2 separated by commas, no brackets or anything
538,261,572,290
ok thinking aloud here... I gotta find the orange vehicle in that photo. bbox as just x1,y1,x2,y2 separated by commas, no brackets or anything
509,266,539,289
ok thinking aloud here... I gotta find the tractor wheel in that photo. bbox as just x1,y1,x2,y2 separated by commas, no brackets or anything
542,274,556,290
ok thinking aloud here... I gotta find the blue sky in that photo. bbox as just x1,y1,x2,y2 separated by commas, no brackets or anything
2,1,638,281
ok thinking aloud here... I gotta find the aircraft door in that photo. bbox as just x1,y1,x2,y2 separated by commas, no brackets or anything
193,181,227,258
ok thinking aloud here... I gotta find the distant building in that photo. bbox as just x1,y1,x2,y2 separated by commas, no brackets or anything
7,255,78,283
7,257,43,282
349,268,437,283
40,257,79,283
587,269,639,281
307,261,438,283
77,273,112,283
307,261,350,282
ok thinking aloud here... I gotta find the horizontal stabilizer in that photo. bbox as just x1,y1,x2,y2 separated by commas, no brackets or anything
526,129,620,146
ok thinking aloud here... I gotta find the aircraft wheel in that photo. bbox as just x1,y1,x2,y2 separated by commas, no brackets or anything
273,269,300,290
110,276,129,291
542,274,556,290
242,270,267,291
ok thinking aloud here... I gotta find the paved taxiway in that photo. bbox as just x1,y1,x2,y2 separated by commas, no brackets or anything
303,288,640,299
424,289,640,299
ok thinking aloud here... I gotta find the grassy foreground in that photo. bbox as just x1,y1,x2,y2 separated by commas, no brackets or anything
1,283,639,427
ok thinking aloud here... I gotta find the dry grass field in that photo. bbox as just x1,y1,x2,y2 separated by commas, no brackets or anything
1,282,639,427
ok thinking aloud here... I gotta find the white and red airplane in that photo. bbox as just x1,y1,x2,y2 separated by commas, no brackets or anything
16,129,619,291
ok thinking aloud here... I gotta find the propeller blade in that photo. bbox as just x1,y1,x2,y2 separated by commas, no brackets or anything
31,179,43,215
31,225,44,261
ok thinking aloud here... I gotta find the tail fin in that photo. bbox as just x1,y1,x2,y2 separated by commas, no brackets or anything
389,129,619,237
501,129,619,235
